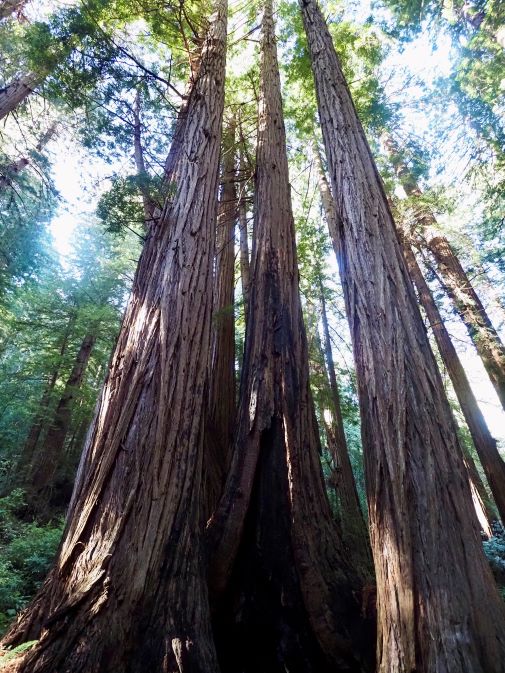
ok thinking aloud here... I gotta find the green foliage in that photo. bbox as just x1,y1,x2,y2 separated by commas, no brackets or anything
483,525,505,599
0,490,63,633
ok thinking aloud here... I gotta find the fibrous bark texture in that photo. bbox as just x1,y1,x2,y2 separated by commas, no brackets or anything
0,73,39,120
205,118,238,514
399,233,505,524
300,1,505,671
207,3,372,671
2,1,227,671
319,281,373,580
384,135,505,413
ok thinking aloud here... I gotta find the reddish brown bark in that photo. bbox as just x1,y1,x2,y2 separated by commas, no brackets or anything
205,118,238,515
207,3,372,671
2,1,227,670
0,73,39,121
319,280,373,578
400,233,505,524
384,135,505,412
238,169,251,324
301,1,505,671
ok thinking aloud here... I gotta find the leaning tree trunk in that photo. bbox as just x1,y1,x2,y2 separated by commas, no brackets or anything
2,2,227,671
399,232,505,524
27,332,95,514
300,1,505,672
207,2,373,671
383,135,505,412
0,72,40,120
318,279,373,578
205,118,238,515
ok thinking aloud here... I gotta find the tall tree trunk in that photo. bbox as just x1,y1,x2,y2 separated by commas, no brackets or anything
27,333,95,511
205,118,238,515
318,279,373,578
383,135,505,412
399,232,505,524
0,73,39,121
132,90,157,225
2,1,227,670
15,314,73,480
207,3,372,671
300,1,505,671
238,144,250,321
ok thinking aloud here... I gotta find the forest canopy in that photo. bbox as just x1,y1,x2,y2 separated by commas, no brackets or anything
0,0,504,671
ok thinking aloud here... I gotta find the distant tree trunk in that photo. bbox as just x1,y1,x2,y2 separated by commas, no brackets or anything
2,1,227,670
132,90,157,225
383,135,505,412
318,279,373,577
207,2,372,671
16,315,73,479
0,72,39,121
0,0,26,20
238,146,250,320
205,118,237,515
399,232,505,525
300,1,505,672
28,332,95,509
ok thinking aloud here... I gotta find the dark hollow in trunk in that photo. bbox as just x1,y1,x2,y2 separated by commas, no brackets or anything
207,2,373,671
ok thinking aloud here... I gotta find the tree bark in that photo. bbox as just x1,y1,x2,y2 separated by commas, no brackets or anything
399,233,505,524
15,314,73,480
238,145,250,321
205,118,238,515
207,2,372,671
319,279,373,578
383,135,505,412
132,90,157,225
300,1,505,671
2,1,227,670
0,0,26,20
27,332,95,511
0,73,39,121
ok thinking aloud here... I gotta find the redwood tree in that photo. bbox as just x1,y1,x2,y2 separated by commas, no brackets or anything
300,1,505,671
398,231,505,525
384,135,505,412
2,1,227,671
28,332,96,514
205,117,238,514
207,2,372,670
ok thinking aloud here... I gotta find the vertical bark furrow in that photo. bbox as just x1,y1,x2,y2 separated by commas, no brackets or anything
205,118,238,515
383,136,505,412
207,2,371,670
